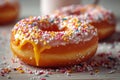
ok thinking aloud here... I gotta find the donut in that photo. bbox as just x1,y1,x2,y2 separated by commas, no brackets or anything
0,0,19,25
54,4,116,40
10,15,98,67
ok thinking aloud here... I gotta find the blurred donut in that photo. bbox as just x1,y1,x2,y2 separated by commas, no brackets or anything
54,4,116,40
0,0,19,25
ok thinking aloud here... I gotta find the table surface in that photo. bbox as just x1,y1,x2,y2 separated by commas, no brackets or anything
0,0,120,80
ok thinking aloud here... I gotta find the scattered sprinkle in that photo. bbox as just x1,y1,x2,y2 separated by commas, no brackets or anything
0,14,120,80
108,70,116,74
7,75,12,79
40,78,46,80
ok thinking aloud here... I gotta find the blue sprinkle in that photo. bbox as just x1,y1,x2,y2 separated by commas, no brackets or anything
62,18,67,21
49,19,54,23
108,57,116,61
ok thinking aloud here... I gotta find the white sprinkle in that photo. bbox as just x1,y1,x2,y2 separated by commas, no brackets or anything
7,75,11,79
30,57,33,60
87,66,93,71
15,34,19,39
34,71,40,76
66,72,71,76
84,32,88,36
108,70,116,74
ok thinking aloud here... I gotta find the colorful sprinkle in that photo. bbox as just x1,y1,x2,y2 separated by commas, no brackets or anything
12,15,97,47
108,70,116,74
55,4,116,24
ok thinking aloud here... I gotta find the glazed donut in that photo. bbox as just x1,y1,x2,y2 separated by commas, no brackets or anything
10,15,98,67
0,0,19,25
54,4,116,40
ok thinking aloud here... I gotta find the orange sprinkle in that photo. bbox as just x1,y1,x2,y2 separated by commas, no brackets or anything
18,70,25,73
95,69,99,73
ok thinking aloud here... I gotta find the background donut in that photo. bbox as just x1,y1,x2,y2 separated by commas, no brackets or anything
0,0,20,25
54,4,116,40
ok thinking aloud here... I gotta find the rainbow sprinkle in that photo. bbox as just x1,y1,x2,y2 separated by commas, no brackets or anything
12,15,97,47
54,4,116,24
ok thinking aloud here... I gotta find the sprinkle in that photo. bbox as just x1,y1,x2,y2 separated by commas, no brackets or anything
49,19,54,23
59,69,66,73
3,68,11,74
44,74,49,77
95,69,99,73
1,73,5,76
108,57,116,61
47,72,52,75
90,71,95,75
28,71,33,74
108,70,116,74
66,72,71,76
66,70,72,73
11,58,18,63
2,56,6,60
62,18,67,21
14,66,25,74
39,71,44,75
30,77,37,80
18,69,25,73
7,75,11,79
87,66,93,71
40,78,46,80
12,15,97,47
34,70,45,76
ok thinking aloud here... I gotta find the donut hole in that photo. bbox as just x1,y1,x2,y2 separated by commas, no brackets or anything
38,22,67,32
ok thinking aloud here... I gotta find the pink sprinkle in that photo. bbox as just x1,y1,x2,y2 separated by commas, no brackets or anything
11,58,17,63
39,71,44,75
47,72,52,75
40,78,46,80
29,71,33,74
59,69,66,73
76,68,83,72
20,62,24,65
90,71,94,75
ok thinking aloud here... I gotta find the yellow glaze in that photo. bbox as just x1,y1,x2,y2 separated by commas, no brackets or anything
18,40,51,66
